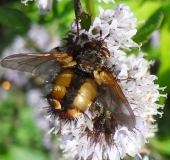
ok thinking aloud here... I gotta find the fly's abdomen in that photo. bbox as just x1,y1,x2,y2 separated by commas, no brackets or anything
48,69,97,118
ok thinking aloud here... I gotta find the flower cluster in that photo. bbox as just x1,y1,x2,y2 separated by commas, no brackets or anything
44,4,165,160
88,4,139,51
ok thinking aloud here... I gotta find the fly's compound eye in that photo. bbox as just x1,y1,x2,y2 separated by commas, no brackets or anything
101,47,110,59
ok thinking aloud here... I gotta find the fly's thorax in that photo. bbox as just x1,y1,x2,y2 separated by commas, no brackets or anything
77,48,108,74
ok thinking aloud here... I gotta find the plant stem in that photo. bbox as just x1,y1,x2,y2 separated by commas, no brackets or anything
73,0,81,20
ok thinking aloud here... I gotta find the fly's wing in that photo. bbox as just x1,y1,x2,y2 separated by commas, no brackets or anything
96,71,136,130
1,52,72,76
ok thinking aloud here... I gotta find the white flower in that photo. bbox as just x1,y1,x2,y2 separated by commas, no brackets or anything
21,0,33,5
36,0,53,14
98,0,114,3
143,155,149,160
87,4,139,53
21,0,53,14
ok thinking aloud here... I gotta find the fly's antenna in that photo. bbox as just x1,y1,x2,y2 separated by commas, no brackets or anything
97,30,110,48
99,30,110,42
99,30,111,58
100,30,102,41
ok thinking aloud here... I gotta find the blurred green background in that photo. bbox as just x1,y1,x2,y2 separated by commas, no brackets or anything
0,0,169,160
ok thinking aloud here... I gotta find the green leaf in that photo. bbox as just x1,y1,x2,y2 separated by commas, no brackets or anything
84,0,95,22
133,8,163,43
80,11,92,31
149,137,170,155
0,7,31,32
9,145,47,160
158,22,170,92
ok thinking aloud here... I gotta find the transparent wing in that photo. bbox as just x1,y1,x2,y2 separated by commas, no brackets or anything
1,52,72,75
96,71,136,130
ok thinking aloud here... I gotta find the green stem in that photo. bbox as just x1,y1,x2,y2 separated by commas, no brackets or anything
84,0,95,21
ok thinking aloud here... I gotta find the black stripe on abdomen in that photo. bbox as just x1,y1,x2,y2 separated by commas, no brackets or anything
61,75,85,112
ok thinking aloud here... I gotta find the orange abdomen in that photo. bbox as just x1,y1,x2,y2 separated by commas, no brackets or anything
48,69,97,118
